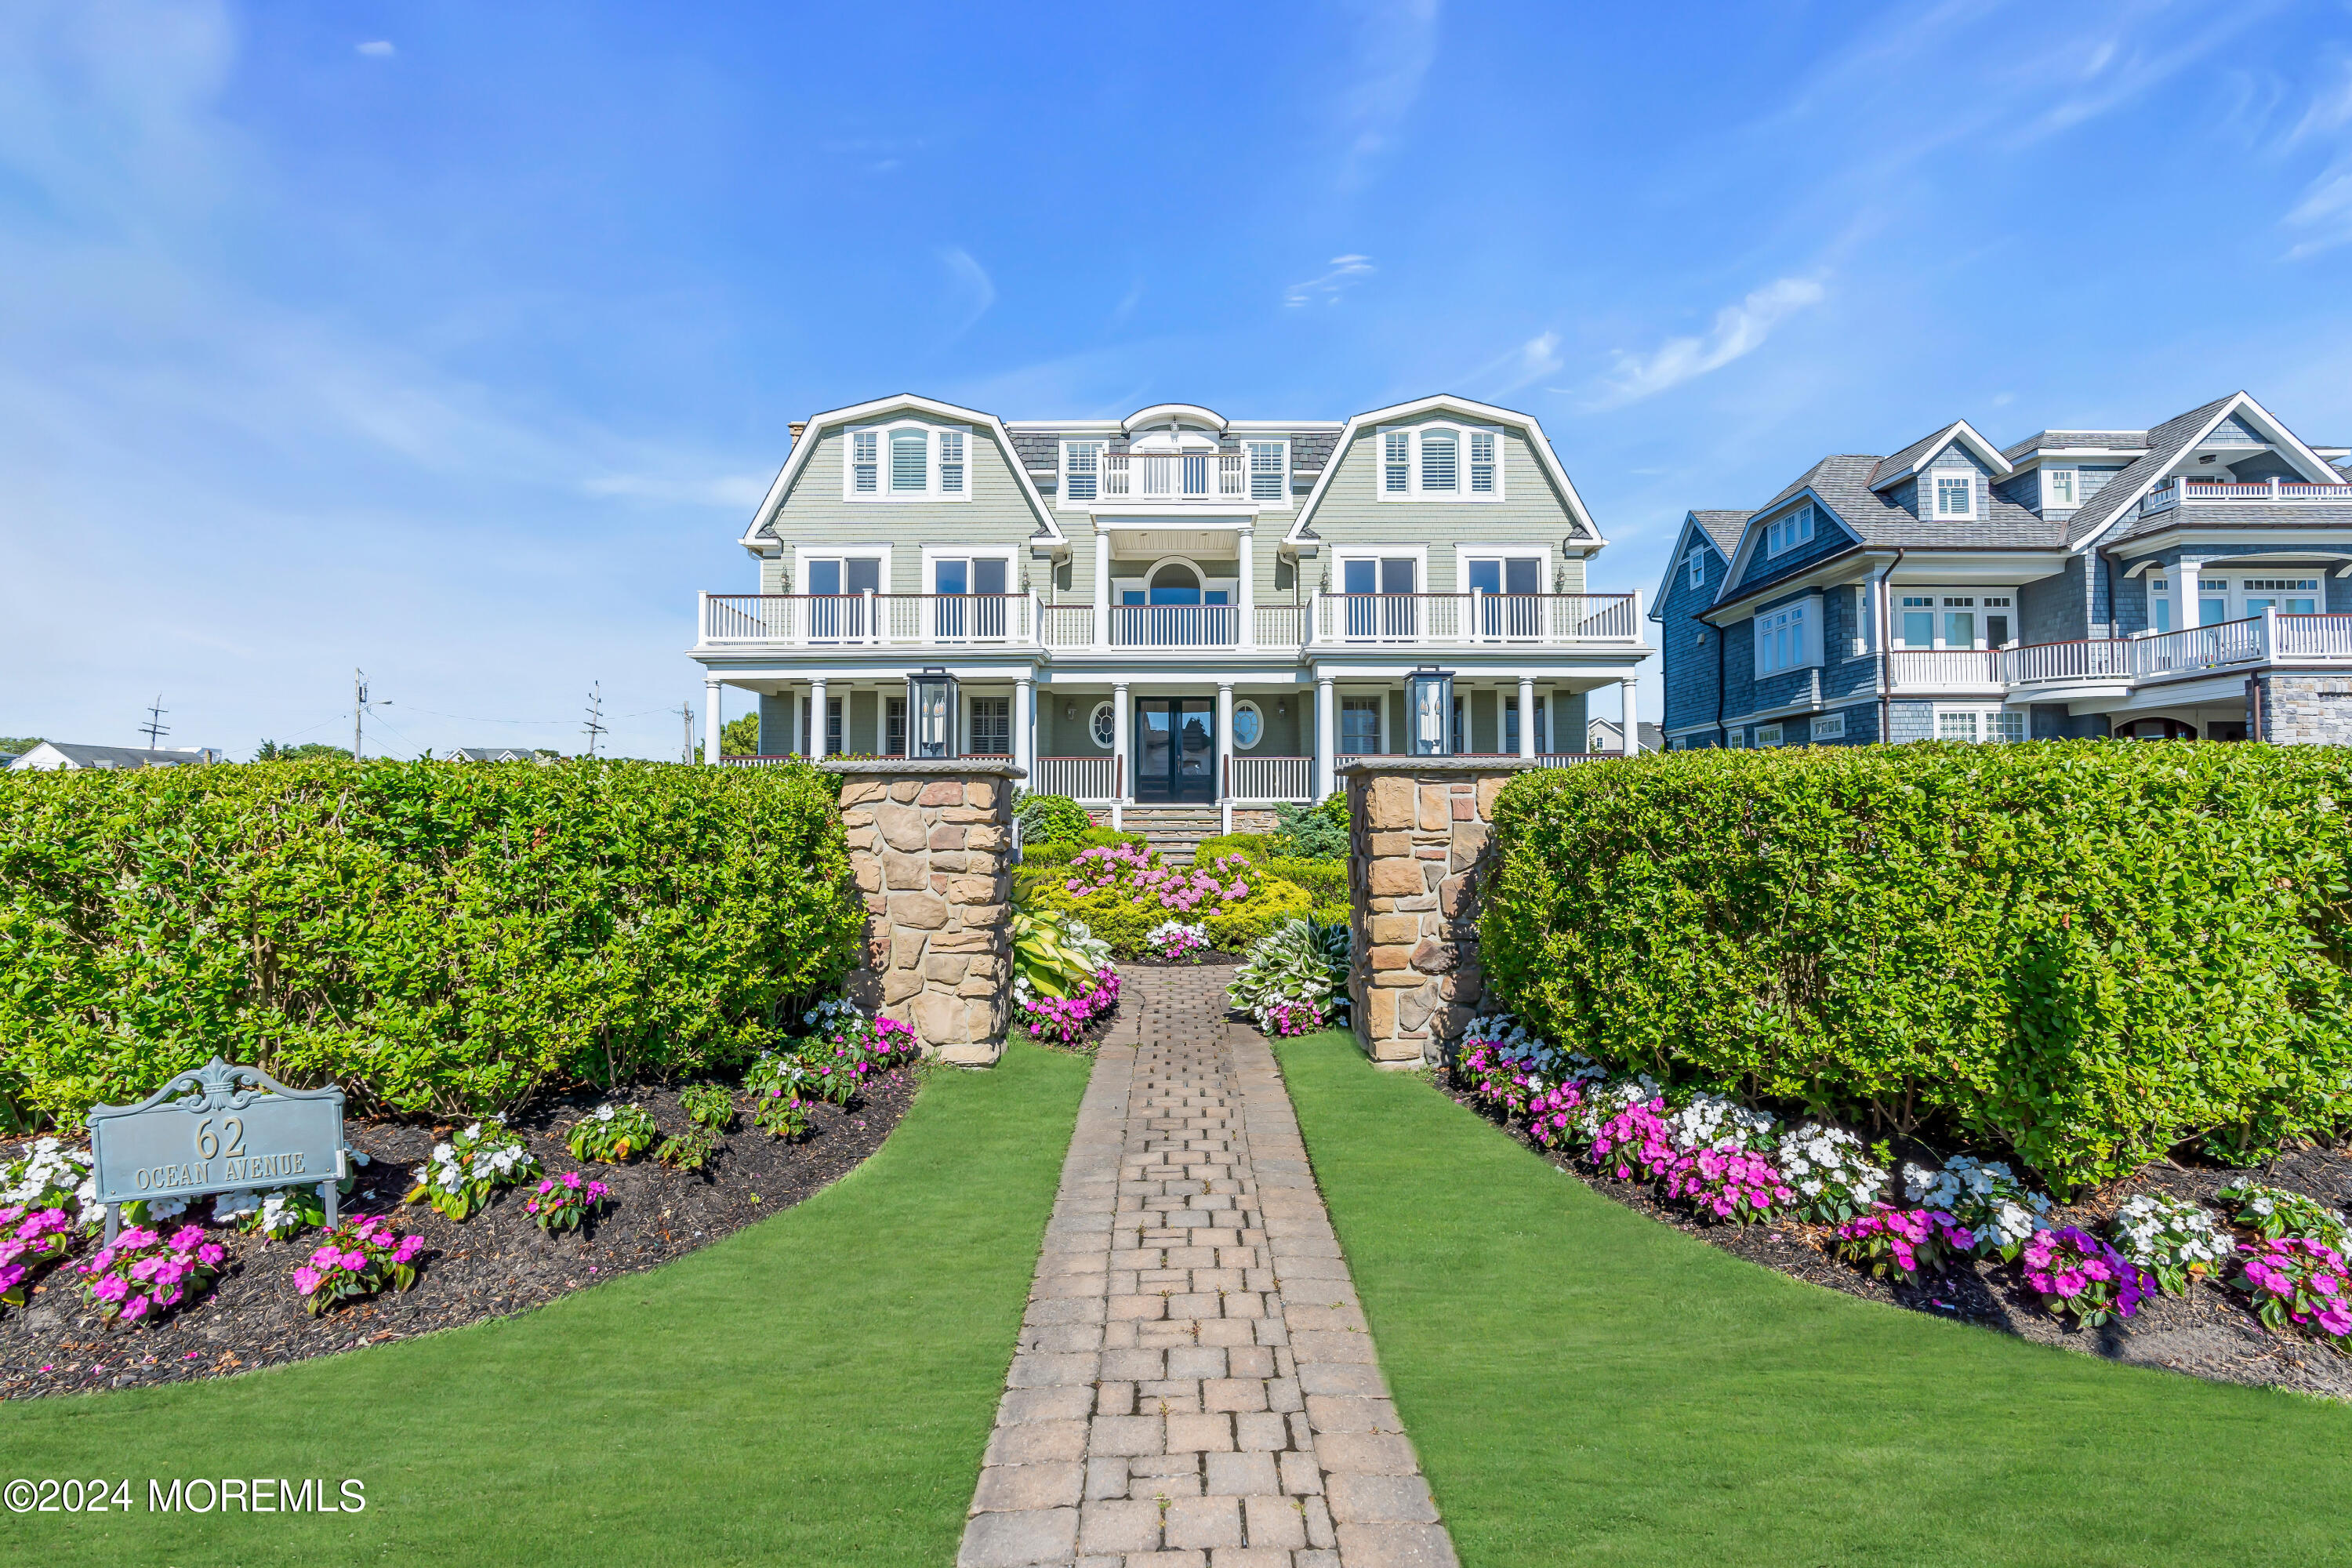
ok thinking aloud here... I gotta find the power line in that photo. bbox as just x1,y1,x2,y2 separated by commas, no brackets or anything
583,682,607,758
139,695,170,751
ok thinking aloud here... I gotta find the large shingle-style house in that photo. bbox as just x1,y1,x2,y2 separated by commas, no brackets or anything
691,394,1650,824
1657,390,2352,748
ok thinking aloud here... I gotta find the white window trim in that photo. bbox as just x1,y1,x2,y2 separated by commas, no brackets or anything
920,544,1021,596
1762,503,1815,559
1755,722,1784,747
1812,711,1848,740
1686,549,1707,590
2043,466,2078,510
1245,439,1293,509
1932,471,1978,521
961,689,1014,757
1332,545,1432,596
841,420,974,503
1338,686,1391,753
1087,700,1115,751
1232,698,1266,750
1450,544,1552,597
791,543,896,596
1373,423,1505,502
1932,704,2025,743
1892,586,2020,651
1754,593,1824,676
1059,438,1106,510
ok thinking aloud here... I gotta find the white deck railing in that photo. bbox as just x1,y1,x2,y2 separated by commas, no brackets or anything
2140,476,2352,517
1110,604,1240,647
1228,754,1314,801
1887,648,2005,688
1255,603,1306,648
1310,593,1640,644
1034,755,1116,800
1101,449,1247,501
700,593,1033,645
1887,614,2352,693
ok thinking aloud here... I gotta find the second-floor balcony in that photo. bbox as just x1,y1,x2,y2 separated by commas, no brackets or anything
699,590,1642,655
1886,612,2352,695
1098,448,1250,503
2137,476,2352,517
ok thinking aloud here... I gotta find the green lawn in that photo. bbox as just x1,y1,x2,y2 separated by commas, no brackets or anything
0,1043,1089,1567
1270,1029,2352,1568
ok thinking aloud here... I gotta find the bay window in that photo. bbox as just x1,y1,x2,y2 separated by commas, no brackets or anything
1755,596,1822,675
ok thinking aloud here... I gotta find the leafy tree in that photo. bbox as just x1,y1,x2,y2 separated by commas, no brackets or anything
0,736,43,756
720,713,761,757
255,740,354,762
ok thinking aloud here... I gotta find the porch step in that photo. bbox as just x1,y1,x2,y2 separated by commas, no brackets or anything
1120,805,1225,863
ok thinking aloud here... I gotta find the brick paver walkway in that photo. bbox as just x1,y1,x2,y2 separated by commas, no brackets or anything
959,967,1457,1568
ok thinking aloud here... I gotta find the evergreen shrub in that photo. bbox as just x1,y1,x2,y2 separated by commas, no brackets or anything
0,759,860,1122
1480,742,2352,1194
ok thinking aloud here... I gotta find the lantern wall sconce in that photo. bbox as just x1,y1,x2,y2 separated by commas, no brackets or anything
908,667,957,759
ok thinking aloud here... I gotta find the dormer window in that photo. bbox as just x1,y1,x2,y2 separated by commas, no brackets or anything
2046,467,2076,507
1686,548,1706,590
844,421,974,503
1765,504,1813,557
1934,474,1976,519
1062,441,1102,503
1376,423,1504,501
1247,440,1289,503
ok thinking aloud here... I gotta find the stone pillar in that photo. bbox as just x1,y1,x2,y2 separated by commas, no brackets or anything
1342,757,1534,1068
826,759,1022,1067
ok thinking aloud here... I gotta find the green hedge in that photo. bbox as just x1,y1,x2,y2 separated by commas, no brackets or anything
1480,743,2352,1194
1018,827,1146,868
1194,832,1274,865
1029,878,1313,956
0,759,861,1122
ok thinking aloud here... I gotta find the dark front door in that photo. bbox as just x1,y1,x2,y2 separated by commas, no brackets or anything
1135,698,1215,801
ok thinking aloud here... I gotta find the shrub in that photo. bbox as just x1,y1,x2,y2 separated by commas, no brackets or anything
1831,1207,1977,1287
1018,970,1121,1047
1018,827,1145,869
1031,843,1308,956
0,1204,73,1308
1903,1156,2052,1261
1481,744,2352,1195
0,759,862,1122
1192,833,1274,865
77,1222,225,1323
2110,1193,2234,1294
292,1215,423,1316
680,1083,735,1132
1272,794,1349,860
1263,856,1346,903
1203,879,1314,953
1229,916,1350,1033
525,1171,609,1233
2217,1180,2351,1252
1774,1123,1889,1223
1145,921,1210,962
406,1117,539,1221
1015,793,1094,848
2233,1237,2352,1339
2022,1225,2153,1327
567,1102,659,1164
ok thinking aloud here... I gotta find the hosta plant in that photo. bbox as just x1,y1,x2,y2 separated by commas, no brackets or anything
656,1124,721,1171
2217,1181,2351,1252
1664,1148,1794,1224
1832,1207,1978,1287
1229,917,1350,1034
1013,909,1111,1002
76,1223,226,1323
2,1137,100,1228
0,1204,74,1308
2233,1236,2352,1340
292,1215,423,1316
1145,920,1210,963
1904,1156,2052,1261
1775,1123,1889,1223
679,1083,735,1132
524,1171,610,1234
2110,1193,2234,1295
2022,1225,2153,1328
567,1102,659,1163
407,1117,539,1222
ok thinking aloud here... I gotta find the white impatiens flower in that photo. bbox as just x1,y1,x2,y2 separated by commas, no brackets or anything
1905,1155,2051,1257
2111,1192,2231,1293
1669,1092,1777,1155
595,1105,616,1123
1774,1123,1887,1221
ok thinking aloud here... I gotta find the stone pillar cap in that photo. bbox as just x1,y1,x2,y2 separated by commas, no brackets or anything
818,759,1027,779
1336,757,1541,775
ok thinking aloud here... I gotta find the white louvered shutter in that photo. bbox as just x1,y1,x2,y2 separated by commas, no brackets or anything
1421,430,1457,492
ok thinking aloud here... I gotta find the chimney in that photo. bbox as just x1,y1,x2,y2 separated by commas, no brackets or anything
788,420,807,448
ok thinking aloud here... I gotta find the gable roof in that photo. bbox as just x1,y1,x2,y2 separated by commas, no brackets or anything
2058,391,2341,550
1865,419,2014,490
7,742,212,771
1688,510,1751,555
1999,430,2149,460
1286,394,1604,547
1649,510,1752,619
740,394,1064,550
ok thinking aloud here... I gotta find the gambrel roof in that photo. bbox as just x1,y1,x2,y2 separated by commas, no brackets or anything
741,393,1065,550
1285,394,1604,546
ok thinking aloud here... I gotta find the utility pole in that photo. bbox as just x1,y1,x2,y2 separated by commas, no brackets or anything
139,695,170,752
680,701,695,763
354,670,368,760
583,682,607,758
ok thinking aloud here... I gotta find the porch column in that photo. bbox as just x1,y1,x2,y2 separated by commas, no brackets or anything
2177,558,2201,631
1094,529,1112,648
1315,676,1337,801
809,677,829,757
1237,523,1256,649
1216,681,1235,832
703,677,722,764
1517,676,1537,758
1112,682,1131,826
1618,673,1638,753
1013,675,1035,779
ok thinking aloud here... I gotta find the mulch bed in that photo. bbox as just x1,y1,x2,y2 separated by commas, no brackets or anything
0,1073,918,1402
1444,1081,2352,1399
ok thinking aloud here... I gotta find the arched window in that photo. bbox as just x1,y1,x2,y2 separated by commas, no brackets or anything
1149,561,1203,606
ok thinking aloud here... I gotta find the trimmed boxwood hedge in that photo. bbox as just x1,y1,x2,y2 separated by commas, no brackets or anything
1481,742,2352,1194
0,759,861,1123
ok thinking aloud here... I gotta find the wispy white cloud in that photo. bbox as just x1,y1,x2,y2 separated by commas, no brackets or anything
938,245,995,337
1584,277,1827,409
356,40,394,58
1109,278,1145,328
1333,0,1440,186
1455,329,1562,398
2280,54,2352,258
1283,253,1374,307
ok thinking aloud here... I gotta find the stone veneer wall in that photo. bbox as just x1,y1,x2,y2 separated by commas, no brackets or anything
825,760,1019,1066
1341,758,1534,1067
2253,674,2352,745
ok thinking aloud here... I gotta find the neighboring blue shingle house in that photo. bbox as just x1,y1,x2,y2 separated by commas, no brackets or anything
1656,392,2352,748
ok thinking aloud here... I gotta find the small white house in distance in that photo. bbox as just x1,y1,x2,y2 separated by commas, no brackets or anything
6,742,220,771
444,746,545,762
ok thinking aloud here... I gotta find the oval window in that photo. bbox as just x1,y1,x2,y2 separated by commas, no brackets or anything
1089,701,1116,749
1232,700,1265,750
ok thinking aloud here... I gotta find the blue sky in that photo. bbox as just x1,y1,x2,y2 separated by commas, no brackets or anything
6,0,2352,756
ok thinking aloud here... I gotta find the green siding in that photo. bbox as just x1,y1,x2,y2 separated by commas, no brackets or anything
768,418,1050,593
1305,419,1591,592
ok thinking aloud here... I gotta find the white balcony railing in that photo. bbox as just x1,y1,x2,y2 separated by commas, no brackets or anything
1885,614,2352,695
1102,449,1247,502
1034,755,1116,800
700,593,1033,646
1255,602,1306,648
2140,476,2352,517
1886,648,2005,688
1040,602,1094,648
1111,604,1240,647
1228,754,1314,801
1310,593,1641,644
